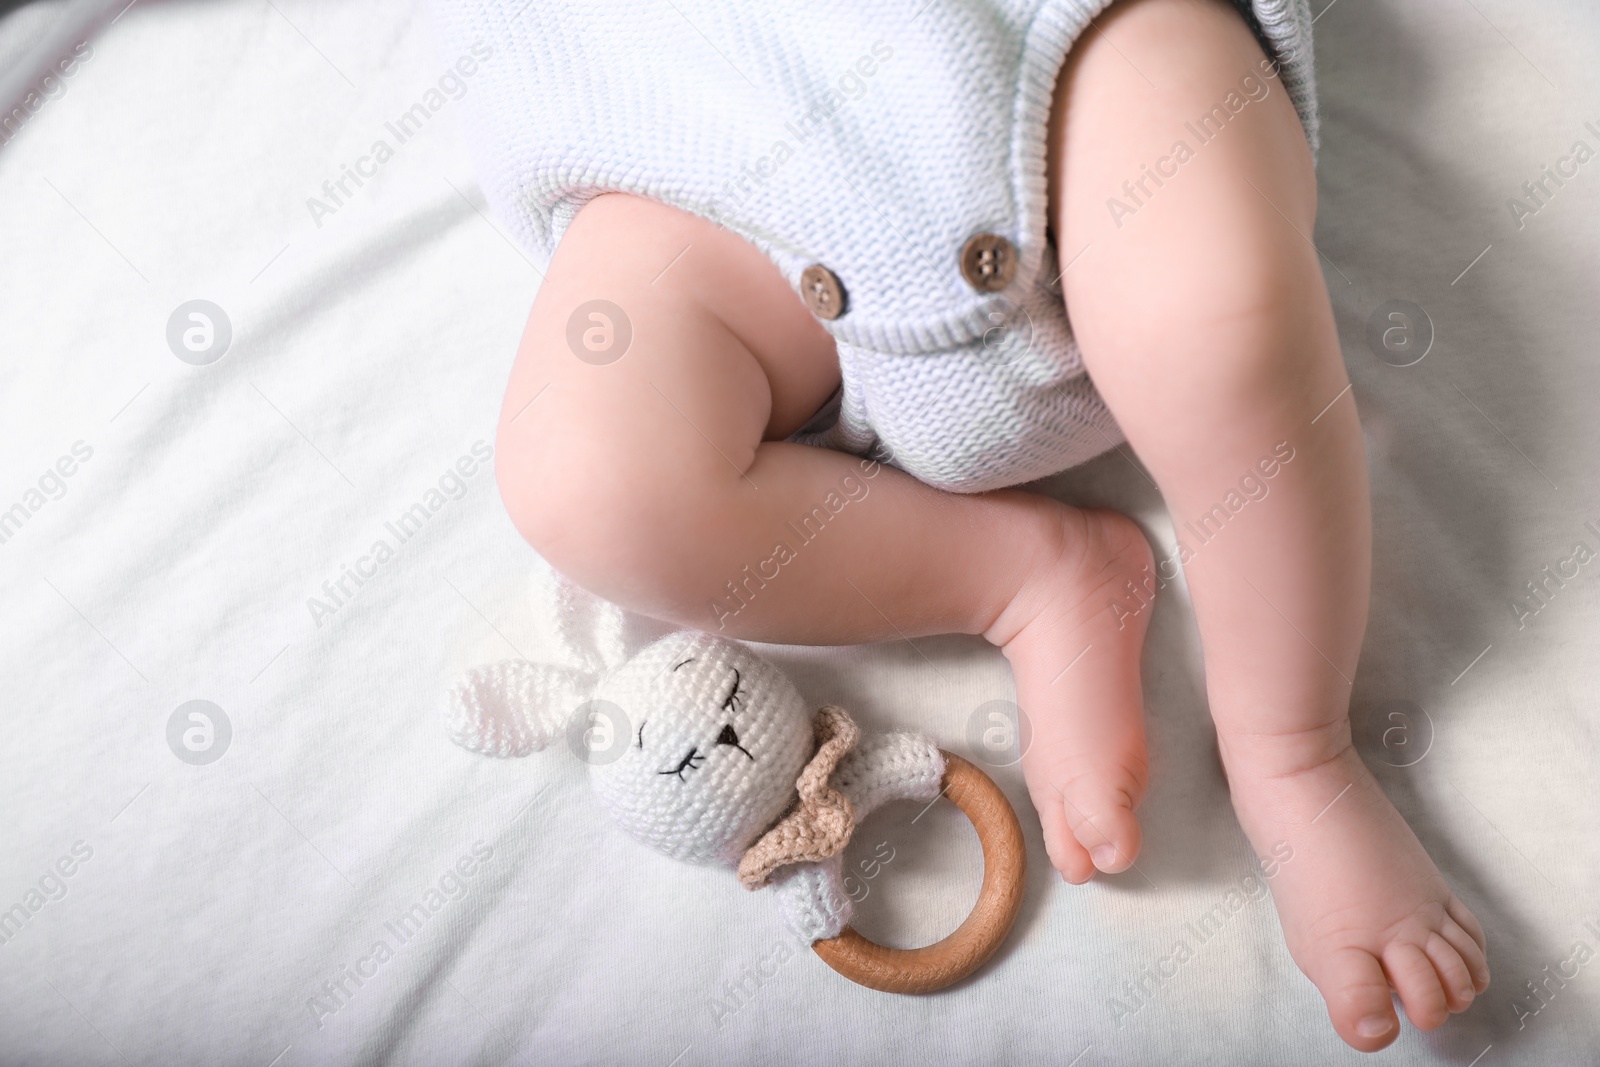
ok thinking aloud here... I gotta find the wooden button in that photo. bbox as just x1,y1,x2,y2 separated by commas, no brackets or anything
960,233,1017,292
801,264,847,320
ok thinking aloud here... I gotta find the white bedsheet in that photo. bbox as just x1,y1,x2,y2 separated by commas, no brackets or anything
1,1,1597,1064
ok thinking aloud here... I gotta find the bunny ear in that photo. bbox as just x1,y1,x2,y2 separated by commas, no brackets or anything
554,571,628,673
445,659,589,757
538,563,670,674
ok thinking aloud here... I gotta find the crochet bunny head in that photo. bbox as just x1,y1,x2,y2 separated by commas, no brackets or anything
589,631,813,864
448,627,814,867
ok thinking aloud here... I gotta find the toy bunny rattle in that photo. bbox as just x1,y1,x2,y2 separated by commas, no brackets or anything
445,573,1026,993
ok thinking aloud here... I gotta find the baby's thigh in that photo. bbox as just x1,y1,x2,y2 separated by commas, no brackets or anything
495,193,836,553
1049,0,1324,366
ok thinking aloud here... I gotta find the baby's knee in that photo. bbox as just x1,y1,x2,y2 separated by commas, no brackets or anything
1123,222,1333,402
494,411,718,613
498,421,641,568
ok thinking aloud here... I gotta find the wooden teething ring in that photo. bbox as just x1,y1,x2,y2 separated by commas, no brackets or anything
811,752,1026,993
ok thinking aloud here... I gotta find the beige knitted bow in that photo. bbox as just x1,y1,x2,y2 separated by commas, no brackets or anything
737,705,859,889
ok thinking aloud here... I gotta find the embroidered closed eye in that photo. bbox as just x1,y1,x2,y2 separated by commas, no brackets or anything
720,669,745,715
658,747,705,781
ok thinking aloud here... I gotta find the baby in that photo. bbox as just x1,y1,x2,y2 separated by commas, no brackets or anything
437,0,1488,1050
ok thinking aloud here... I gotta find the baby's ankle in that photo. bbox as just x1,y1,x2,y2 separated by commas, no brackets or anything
983,501,1153,650
1218,717,1357,786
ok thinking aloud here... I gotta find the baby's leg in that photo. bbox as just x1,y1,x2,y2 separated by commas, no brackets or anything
496,192,1154,882
1049,0,1487,1050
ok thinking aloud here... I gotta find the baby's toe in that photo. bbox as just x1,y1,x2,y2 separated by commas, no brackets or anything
1424,931,1477,1013
1384,940,1450,1031
1308,946,1398,1051
1441,914,1491,994
1036,790,1097,883
1061,782,1143,874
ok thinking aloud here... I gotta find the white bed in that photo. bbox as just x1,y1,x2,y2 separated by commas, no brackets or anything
2,1,1597,1063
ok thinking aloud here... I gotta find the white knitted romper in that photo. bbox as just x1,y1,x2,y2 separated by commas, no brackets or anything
432,1,1319,493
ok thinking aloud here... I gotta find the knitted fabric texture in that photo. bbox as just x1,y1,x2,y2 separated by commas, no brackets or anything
771,732,947,942
738,705,861,889
447,561,637,757
432,0,1320,493
446,658,578,757
590,631,815,867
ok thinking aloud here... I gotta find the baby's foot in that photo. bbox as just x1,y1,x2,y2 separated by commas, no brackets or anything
1224,739,1490,1051
986,503,1156,883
